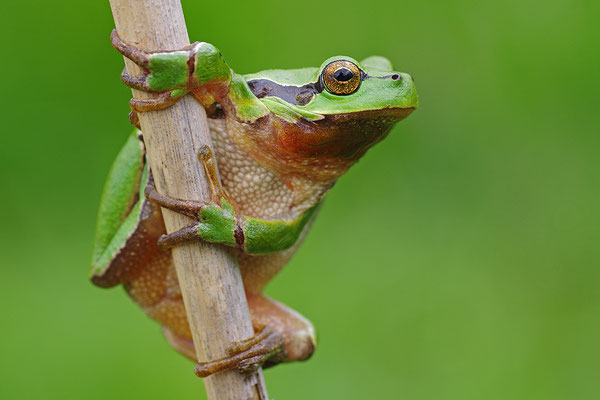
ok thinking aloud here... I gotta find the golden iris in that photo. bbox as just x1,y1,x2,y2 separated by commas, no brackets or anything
322,60,361,95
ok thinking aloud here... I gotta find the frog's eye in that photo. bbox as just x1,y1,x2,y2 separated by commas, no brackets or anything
321,60,362,95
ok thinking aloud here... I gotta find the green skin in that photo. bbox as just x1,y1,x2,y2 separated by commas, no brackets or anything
193,199,318,254
91,31,417,279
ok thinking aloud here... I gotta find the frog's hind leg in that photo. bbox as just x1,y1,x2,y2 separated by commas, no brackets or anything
160,295,316,368
147,276,315,367
127,254,288,377
162,325,289,376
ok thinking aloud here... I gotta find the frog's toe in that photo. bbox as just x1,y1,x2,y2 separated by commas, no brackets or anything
121,68,151,92
111,29,151,68
129,89,188,112
156,224,200,250
144,174,207,219
194,326,286,378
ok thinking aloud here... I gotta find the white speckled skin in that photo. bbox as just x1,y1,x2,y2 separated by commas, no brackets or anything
210,118,330,220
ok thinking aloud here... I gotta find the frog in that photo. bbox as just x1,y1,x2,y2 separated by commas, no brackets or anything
90,29,418,378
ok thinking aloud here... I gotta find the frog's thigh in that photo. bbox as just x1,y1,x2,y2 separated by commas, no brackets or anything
247,294,316,362
124,249,192,341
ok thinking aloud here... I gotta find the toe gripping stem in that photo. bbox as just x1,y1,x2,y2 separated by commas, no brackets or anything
194,326,286,378
111,29,193,113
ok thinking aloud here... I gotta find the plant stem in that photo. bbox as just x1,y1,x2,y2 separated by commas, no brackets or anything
108,0,269,398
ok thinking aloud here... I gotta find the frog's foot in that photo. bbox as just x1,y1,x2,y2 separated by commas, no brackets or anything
111,29,195,112
127,87,187,112
194,326,286,378
144,145,241,250
159,294,315,367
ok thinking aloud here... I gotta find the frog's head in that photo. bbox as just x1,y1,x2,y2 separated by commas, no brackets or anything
245,56,417,164
307,55,417,118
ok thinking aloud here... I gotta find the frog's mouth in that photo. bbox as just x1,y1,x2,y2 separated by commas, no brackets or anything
323,106,416,122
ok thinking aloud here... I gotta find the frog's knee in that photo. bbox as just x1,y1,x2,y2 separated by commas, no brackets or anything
284,322,316,362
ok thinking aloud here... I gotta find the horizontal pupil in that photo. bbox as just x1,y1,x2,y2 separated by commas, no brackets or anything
333,68,353,82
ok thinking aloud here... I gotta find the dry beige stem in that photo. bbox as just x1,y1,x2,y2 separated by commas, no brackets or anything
108,0,269,398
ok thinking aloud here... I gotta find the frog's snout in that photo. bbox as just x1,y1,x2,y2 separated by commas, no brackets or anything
395,72,418,109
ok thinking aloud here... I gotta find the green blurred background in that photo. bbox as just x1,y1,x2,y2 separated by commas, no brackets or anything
1,0,598,398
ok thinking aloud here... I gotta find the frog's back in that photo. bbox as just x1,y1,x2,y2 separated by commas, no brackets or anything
243,67,318,86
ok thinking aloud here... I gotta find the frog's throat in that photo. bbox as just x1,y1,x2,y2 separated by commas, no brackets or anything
231,106,415,183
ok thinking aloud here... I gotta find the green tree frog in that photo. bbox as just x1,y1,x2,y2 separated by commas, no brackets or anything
90,30,418,377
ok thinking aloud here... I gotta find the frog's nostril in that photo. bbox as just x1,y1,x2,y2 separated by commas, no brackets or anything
391,74,400,81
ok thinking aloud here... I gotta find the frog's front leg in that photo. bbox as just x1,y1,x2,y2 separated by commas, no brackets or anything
146,145,318,255
111,30,231,112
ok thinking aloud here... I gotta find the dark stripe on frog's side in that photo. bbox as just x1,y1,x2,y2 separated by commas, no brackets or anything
247,79,324,106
